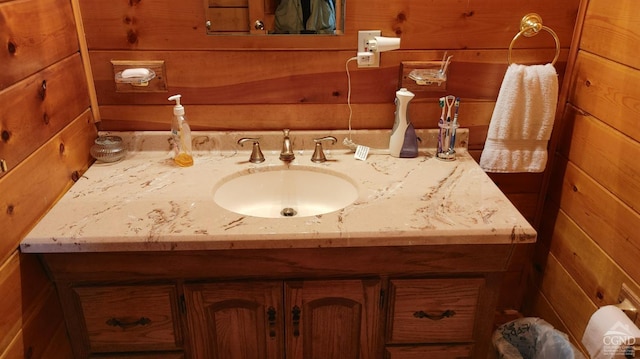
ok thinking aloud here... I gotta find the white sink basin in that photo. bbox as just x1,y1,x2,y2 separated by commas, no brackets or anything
213,166,359,218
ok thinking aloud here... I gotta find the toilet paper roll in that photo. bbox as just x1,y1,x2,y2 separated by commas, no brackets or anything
582,305,640,359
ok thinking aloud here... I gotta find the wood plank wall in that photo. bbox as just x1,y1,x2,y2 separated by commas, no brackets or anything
0,0,96,356
78,0,580,317
527,0,640,355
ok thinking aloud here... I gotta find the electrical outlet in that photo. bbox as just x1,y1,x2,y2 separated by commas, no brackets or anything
357,30,381,68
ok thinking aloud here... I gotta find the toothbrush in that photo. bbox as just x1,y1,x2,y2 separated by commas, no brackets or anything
438,97,446,153
449,97,460,154
443,95,456,153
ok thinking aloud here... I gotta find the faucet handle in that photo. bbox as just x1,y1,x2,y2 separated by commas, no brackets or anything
311,136,337,163
237,138,265,163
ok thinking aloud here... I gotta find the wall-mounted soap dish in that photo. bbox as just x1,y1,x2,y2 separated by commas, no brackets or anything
114,68,156,86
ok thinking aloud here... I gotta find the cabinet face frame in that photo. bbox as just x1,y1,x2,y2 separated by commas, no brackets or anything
42,244,511,358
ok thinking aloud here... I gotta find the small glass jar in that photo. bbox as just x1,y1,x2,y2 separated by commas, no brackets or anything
90,136,125,163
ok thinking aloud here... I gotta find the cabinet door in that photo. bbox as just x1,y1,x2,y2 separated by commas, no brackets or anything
184,281,283,359
285,279,382,359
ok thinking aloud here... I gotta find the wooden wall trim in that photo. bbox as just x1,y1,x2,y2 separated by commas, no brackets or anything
71,0,101,123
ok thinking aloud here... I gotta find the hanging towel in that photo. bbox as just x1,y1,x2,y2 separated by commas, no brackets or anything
479,63,559,173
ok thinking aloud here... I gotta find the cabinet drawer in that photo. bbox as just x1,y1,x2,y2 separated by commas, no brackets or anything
385,344,472,359
74,284,181,353
91,353,184,359
387,278,483,343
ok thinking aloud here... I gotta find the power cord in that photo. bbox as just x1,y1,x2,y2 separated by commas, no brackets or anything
344,56,358,151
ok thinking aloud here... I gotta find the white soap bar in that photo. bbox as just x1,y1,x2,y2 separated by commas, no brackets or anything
121,68,150,78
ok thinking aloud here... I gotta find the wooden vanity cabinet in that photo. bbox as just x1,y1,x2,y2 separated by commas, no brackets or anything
184,279,381,359
41,244,514,359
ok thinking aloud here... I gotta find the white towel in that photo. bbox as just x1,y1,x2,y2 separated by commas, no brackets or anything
479,63,558,173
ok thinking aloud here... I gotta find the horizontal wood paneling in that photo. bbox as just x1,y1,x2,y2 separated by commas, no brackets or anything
560,105,640,212
0,0,79,89
89,49,568,108
539,253,596,345
0,110,96,265
580,0,640,70
570,51,640,143
553,160,640,287
550,210,640,310
2,0,95,356
0,54,90,178
530,4,640,355
0,252,52,354
77,0,579,50
1,286,67,359
97,97,501,132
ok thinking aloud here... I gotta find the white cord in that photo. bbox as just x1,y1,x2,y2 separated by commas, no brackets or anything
344,56,358,149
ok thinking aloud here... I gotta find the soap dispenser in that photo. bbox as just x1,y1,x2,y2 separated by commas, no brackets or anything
168,94,193,167
389,88,418,158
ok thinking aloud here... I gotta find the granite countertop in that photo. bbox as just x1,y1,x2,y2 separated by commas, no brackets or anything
20,129,536,253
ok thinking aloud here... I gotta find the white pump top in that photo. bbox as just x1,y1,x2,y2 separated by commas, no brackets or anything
168,94,185,116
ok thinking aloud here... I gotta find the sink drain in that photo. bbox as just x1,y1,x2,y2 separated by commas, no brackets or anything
280,207,297,217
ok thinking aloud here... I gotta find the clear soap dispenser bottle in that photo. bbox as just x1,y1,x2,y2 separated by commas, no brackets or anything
168,94,193,167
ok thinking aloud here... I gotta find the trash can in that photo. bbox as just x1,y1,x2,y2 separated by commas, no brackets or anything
493,317,585,359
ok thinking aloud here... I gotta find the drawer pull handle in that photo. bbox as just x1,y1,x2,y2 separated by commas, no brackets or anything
292,305,301,337
267,306,277,338
413,309,456,320
106,317,151,329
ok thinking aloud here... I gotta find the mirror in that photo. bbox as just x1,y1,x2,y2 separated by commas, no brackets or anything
205,0,344,35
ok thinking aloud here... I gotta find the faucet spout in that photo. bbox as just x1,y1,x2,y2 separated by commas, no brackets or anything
279,129,295,162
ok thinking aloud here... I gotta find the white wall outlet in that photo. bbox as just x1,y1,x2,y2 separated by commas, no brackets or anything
357,30,381,68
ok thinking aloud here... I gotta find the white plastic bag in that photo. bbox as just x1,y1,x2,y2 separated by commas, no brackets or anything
493,317,586,359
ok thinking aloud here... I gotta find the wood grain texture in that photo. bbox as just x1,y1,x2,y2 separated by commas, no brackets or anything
76,0,579,51
1,286,66,359
538,253,596,348
0,0,79,89
73,284,182,353
580,0,640,70
530,3,640,356
560,105,640,212
0,54,90,179
550,210,640,310
387,278,482,343
570,51,640,144
553,159,640,289
41,245,513,283
0,252,52,354
0,110,96,265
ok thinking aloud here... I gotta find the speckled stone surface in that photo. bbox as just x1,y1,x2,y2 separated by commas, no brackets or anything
21,129,536,253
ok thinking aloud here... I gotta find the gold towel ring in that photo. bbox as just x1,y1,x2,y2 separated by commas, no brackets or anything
508,13,561,66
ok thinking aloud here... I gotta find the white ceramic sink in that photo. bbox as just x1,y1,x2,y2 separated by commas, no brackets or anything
213,166,359,218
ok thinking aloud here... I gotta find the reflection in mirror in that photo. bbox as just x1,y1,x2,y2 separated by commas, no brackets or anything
205,0,344,35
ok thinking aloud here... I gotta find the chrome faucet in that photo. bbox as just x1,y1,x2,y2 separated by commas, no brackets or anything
279,129,295,162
